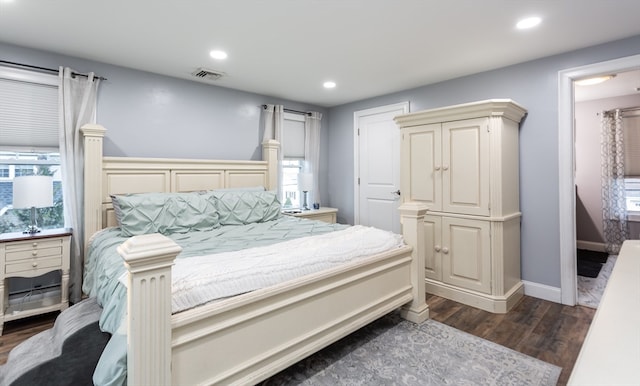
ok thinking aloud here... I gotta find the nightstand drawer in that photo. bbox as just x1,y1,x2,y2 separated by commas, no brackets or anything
6,256,62,275
306,213,336,223
5,238,63,252
6,246,63,262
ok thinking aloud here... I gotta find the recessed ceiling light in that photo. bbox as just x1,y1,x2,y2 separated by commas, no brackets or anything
209,50,228,60
323,81,336,89
516,16,541,30
575,75,616,86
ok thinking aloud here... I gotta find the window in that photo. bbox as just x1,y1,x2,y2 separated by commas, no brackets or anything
623,113,640,213
281,113,306,209
0,66,62,233
626,178,640,212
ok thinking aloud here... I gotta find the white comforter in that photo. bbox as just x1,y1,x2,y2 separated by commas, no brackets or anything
171,225,404,312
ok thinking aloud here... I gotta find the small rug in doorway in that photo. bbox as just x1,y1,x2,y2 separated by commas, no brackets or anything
578,255,616,308
577,249,608,278
262,312,561,386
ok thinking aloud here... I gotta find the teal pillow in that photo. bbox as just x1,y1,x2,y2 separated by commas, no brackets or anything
111,192,220,236
213,190,282,225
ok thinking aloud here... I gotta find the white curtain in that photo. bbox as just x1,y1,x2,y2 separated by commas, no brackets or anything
262,104,284,196
304,112,322,205
600,109,628,254
59,67,100,303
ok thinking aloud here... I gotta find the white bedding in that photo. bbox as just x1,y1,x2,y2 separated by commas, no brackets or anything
170,225,404,312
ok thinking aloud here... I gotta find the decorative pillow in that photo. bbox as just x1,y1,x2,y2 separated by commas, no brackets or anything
213,190,282,225
111,192,220,236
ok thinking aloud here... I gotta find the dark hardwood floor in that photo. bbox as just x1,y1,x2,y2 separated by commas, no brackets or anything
0,295,595,385
427,294,596,386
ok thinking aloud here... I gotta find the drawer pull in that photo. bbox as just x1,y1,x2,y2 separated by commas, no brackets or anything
32,262,38,268
32,251,38,257
33,242,38,248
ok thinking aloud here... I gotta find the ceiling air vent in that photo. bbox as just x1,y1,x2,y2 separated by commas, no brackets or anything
191,68,225,81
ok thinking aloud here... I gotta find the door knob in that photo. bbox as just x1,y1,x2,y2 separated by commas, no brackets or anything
391,190,401,196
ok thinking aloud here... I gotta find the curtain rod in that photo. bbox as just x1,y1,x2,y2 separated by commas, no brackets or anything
0,60,107,81
603,105,640,114
262,104,311,116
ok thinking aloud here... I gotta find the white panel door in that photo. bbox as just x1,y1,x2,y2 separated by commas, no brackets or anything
355,103,408,233
442,118,490,216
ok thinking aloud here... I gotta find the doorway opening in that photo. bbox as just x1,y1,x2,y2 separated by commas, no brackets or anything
574,68,640,307
558,54,640,306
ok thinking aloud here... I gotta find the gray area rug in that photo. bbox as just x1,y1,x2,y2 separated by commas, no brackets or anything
263,312,561,385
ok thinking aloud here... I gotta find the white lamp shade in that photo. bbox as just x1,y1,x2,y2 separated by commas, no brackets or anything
298,172,313,192
13,175,54,209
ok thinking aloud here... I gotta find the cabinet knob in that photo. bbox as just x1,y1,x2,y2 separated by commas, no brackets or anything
442,165,449,171
32,262,38,268
442,247,449,254
434,245,441,252
32,242,38,247
32,251,38,257
434,166,441,171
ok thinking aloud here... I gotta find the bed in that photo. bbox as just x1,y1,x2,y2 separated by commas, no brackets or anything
80,124,429,385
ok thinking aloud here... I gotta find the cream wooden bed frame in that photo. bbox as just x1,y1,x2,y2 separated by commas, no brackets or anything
81,124,429,385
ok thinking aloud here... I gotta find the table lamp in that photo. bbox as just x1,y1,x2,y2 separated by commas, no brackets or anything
13,175,54,234
298,172,313,211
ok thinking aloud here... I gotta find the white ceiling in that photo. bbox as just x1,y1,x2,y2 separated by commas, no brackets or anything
2,0,640,107
574,69,640,102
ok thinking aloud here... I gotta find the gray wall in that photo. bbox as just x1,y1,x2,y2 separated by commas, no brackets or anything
0,42,332,203
326,34,640,289
575,94,640,246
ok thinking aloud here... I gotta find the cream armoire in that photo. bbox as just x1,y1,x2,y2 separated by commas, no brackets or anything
395,99,527,313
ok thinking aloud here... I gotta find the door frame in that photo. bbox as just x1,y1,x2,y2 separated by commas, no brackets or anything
353,102,409,225
558,53,640,305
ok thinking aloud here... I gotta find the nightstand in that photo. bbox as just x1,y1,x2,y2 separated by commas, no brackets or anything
283,207,338,223
0,228,72,335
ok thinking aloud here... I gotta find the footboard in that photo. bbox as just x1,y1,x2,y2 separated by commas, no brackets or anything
116,203,428,385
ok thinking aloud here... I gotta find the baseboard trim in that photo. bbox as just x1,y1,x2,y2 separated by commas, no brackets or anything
576,240,606,252
522,280,562,303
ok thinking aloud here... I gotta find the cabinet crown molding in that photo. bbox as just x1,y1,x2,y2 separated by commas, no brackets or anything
394,99,527,127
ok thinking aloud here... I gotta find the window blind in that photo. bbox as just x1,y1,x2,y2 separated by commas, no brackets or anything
0,77,59,149
282,114,305,159
624,115,640,176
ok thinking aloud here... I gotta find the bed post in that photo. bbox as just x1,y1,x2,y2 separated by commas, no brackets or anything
81,124,106,250
399,201,429,323
117,233,182,386
262,139,279,190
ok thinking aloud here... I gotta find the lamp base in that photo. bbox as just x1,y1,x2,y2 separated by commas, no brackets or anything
23,225,42,234
302,191,310,211
22,206,41,234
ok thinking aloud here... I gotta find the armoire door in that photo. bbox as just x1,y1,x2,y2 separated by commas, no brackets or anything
442,118,490,216
422,214,442,281
402,123,442,211
441,216,491,294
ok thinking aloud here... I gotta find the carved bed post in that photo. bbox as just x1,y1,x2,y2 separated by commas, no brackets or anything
262,139,279,190
399,201,429,323
81,124,106,250
117,234,182,386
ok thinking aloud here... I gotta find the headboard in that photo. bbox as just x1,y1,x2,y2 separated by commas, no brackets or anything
80,124,279,249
